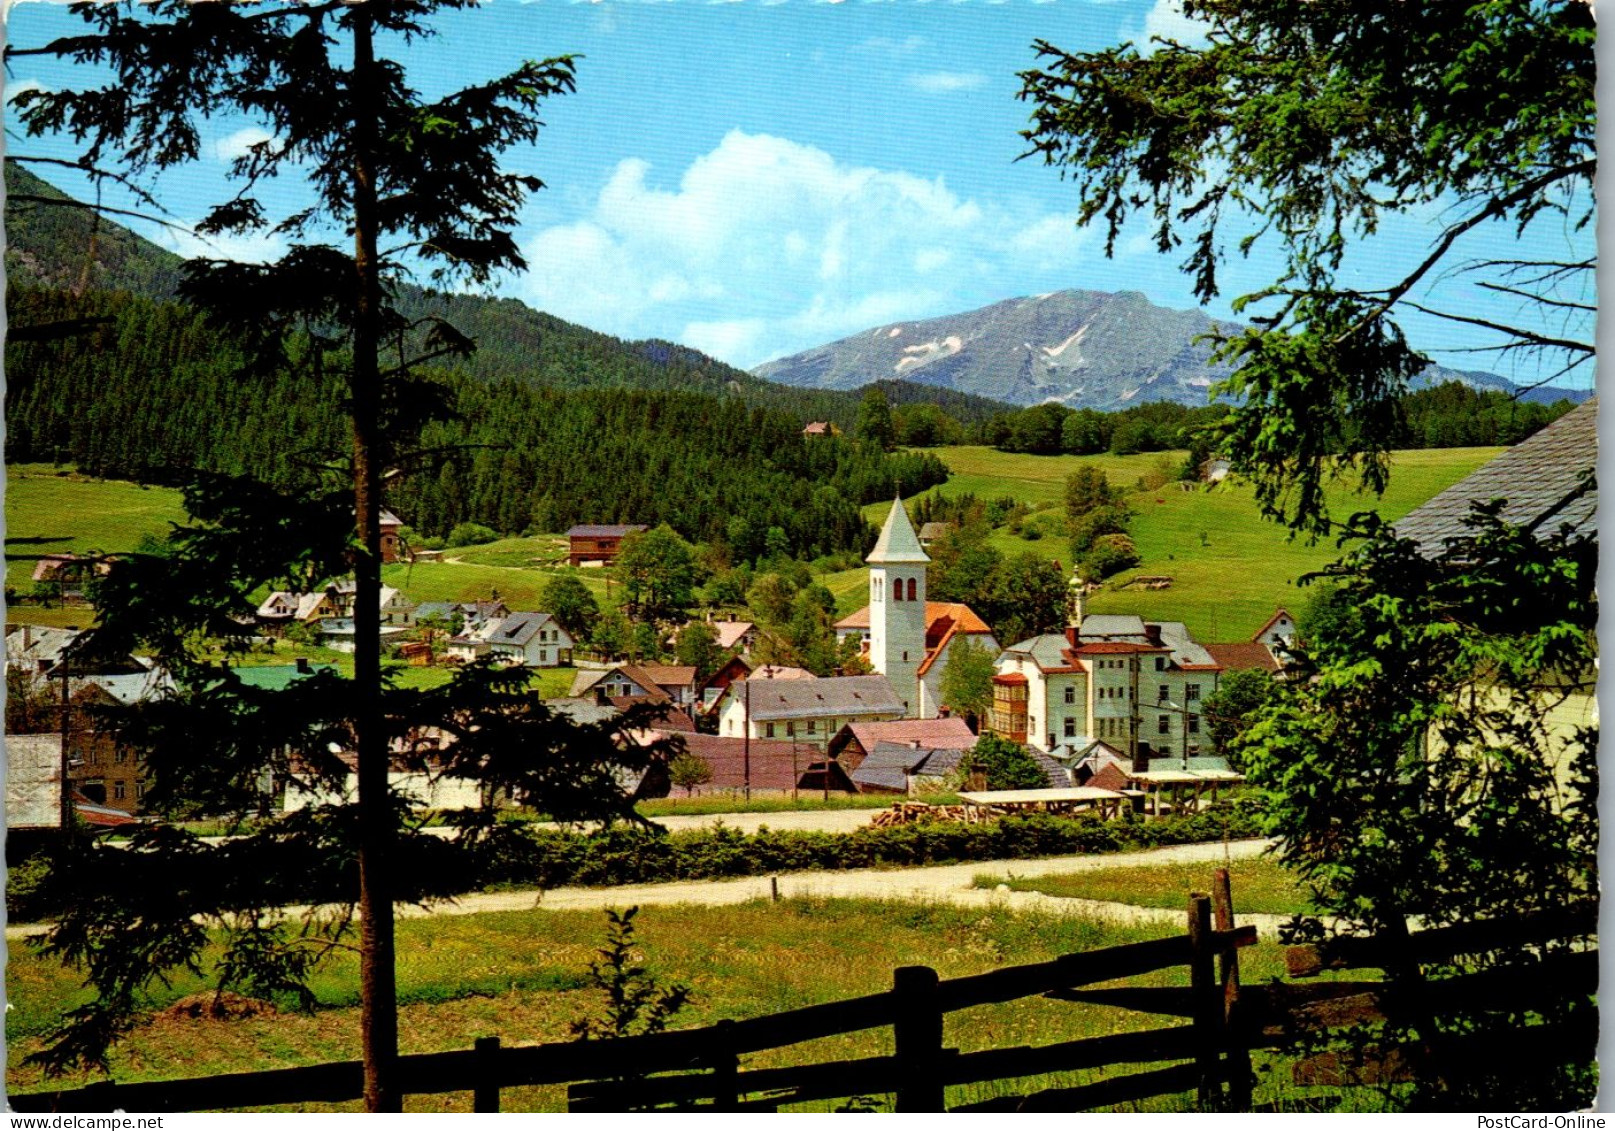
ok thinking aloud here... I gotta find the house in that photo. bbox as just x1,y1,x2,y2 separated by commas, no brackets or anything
1392,397,1597,798
710,620,757,653
481,612,574,667
5,734,138,841
716,674,905,749
656,732,855,796
634,664,698,706
802,421,839,437
989,593,1225,761
1248,608,1297,651
1199,457,1231,484
380,508,404,564
832,498,999,718
827,716,978,773
566,524,647,568
917,522,950,548
850,741,970,795
569,664,672,704
4,624,144,678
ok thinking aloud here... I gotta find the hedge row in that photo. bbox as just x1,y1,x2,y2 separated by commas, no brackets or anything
475,803,1264,890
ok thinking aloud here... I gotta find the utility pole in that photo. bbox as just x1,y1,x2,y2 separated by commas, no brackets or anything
743,676,751,802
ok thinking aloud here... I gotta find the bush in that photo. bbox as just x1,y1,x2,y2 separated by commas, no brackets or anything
7,853,62,921
473,804,1261,890
447,522,499,548
1081,534,1140,581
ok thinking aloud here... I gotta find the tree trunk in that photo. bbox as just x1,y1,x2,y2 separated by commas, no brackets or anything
351,7,399,1113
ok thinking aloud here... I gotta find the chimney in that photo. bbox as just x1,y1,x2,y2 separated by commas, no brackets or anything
20,624,31,650
295,656,311,675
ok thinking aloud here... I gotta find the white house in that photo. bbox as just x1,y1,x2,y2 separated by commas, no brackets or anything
990,591,1225,764
716,674,904,749
448,611,572,667
832,498,997,719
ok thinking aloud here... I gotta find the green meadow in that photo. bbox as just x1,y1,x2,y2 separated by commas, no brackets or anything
6,897,1372,1113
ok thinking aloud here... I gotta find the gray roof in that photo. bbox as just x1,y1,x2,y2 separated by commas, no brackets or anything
852,741,966,791
867,498,929,565
546,698,622,726
567,524,647,538
486,611,557,647
69,668,175,706
1002,633,1073,671
1396,399,1597,554
6,733,63,829
1028,747,1073,789
741,675,904,721
1154,622,1218,669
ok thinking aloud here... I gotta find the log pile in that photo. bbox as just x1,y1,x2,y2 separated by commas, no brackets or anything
868,802,970,827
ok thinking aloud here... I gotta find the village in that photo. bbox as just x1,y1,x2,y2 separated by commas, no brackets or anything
6,490,1289,843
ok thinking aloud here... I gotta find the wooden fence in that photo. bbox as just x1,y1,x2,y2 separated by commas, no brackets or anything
10,880,1596,1114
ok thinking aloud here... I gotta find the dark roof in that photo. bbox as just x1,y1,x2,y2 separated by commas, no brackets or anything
852,741,967,792
834,717,978,758
673,733,848,791
566,524,648,539
1203,642,1281,673
1395,399,1597,554
738,675,904,721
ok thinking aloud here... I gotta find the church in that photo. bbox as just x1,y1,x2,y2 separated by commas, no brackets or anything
834,497,999,720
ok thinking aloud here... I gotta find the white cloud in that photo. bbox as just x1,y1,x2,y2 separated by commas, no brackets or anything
213,126,282,163
4,78,50,105
518,130,1096,368
151,222,290,265
907,71,989,95
1137,0,1211,49
855,35,930,57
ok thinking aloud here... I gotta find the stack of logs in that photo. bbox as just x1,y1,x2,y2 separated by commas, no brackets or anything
868,802,970,827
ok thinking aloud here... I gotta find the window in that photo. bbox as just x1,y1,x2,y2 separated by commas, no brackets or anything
902,651,909,662
1155,656,1166,671
137,783,147,800
1063,685,1075,704
114,781,126,800
1158,715,1170,735
1187,713,1200,734
907,578,917,601
1159,684,1170,701
1186,684,1202,702
1064,717,1076,737
892,580,903,603
786,722,796,737
765,723,776,738
1048,732,1056,749
115,748,128,765
807,720,817,734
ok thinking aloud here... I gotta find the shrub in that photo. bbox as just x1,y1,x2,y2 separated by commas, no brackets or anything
1081,534,1140,581
447,522,499,548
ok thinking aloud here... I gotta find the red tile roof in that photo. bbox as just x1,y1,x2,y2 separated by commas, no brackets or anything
1203,643,1281,673
834,601,993,635
665,732,847,791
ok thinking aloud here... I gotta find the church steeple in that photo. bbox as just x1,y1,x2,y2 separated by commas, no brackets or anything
867,497,928,716
868,495,930,565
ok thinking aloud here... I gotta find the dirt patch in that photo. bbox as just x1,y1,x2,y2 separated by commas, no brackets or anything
154,991,279,1023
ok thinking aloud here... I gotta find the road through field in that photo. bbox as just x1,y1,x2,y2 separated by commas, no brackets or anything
390,836,1281,929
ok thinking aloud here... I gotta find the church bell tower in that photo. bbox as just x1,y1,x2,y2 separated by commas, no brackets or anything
868,496,928,716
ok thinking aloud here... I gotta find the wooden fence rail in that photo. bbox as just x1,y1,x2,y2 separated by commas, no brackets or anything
12,879,1591,1114
11,887,1253,1115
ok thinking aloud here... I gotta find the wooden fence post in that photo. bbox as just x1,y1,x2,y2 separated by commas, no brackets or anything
1187,893,1223,1111
1211,868,1253,1111
473,1036,501,1113
81,1080,118,1113
893,965,945,1112
710,1018,740,1110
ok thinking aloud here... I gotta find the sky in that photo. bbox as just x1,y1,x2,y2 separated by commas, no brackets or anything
3,0,1598,389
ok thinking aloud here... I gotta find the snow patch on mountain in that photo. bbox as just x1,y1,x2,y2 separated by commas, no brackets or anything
894,334,963,373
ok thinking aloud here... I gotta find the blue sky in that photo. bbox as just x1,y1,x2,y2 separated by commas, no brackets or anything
4,0,1597,389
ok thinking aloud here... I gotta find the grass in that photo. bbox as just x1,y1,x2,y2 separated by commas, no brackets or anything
974,857,1315,917
873,444,1502,641
4,465,188,595
5,897,1369,1113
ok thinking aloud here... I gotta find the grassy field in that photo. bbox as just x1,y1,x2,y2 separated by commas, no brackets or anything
975,857,1315,918
6,897,1371,1113
5,464,189,600
867,445,1502,641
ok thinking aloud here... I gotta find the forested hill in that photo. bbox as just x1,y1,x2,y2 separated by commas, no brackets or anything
4,163,954,555
4,162,1014,430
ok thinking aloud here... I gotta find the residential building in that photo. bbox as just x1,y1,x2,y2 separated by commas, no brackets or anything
654,732,855,796
566,524,647,568
834,498,998,718
827,717,978,774
716,674,905,749
379,508,404,564
917,522,950,548
801,421,839,437
570,664,672,704
851,741,970,795
989,597,1225,763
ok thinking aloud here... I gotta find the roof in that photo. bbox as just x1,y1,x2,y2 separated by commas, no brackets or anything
1204,642,1281,673
610,698,695,729
1395,398,1597,554
566,524,648,539
748,664,816,681
867,497,929,565
835,601,993,634
736,675,904,721
710,621,755,651
379,508,403,527
918,522,950,541
485,611,559,647
545,697,622,726
1250,608,1295,643
6,625,83,667
69,668,175,706
958,787,1124,805
638,664,697,687
669,732,842,791
803,421,832,435
569,666,670,702
852,741,967,791
837,717,979,756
